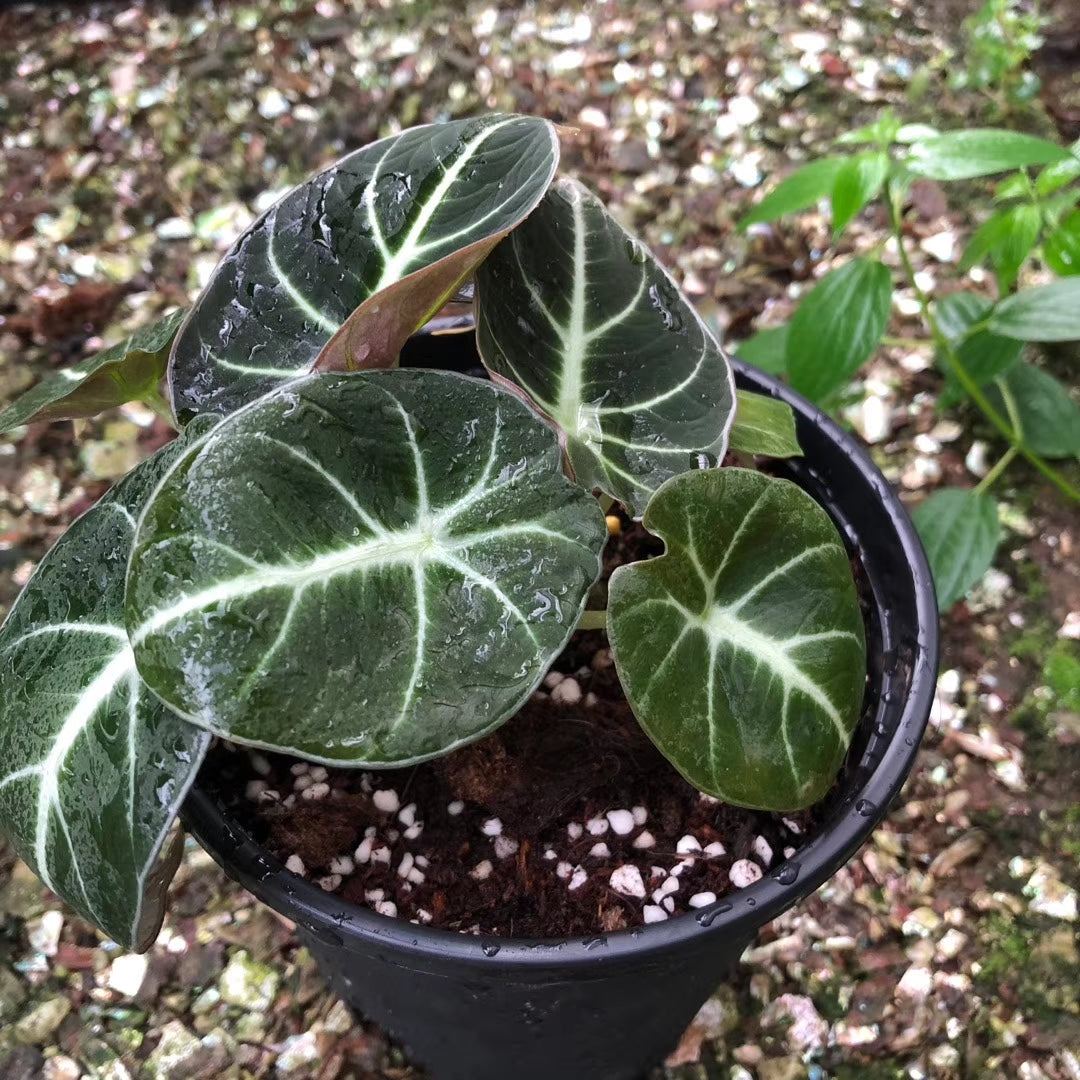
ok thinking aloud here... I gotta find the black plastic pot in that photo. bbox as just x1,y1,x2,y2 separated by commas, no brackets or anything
183,333,938,1080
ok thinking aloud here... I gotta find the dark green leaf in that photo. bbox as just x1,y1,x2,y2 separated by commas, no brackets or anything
786,259,893,402
738,158,848,229
906,129,1070,180
729,390,802,458
127,371,606,766
934,293,1022,406
0,309,185,434
830,152,889,237
168,116,559,419
608,468,866,811
960,204,1041,291
1035,156,1080,196
475,179,735,516
990,280,1080,340
935,293,993,343
1043,211,1080,276
732,324,789,375
912,488,1000,609
0,430,213,950
985,362,1080,458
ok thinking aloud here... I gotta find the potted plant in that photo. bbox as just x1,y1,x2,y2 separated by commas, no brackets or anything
0,114,937,1080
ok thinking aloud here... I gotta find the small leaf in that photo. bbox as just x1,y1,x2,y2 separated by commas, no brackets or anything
836,113,901,146
990,279,1080,340
738,157,848,229
895,123,940,144
906,129,1071,180
933,293,1022,406
786,259,893,402
1043,211,1080,276
993,173,1030,201
912,488,1000,609
732,324,789,375
830,152,889,237
729,390,802,458
169,115,559,419
960,204,1041,291
128,370,606,766
0,309,185,434
475,179,735,516
935,293,993,343
0,428,213,950
1035,156,1080,196
985,362,1080,458
608,468,866,811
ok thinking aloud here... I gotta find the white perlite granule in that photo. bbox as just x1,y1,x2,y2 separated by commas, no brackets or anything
285,854,305,876
372,789,400,813
606,809,635,835
730,859,763,888
609,865,646,898
642,905,668,923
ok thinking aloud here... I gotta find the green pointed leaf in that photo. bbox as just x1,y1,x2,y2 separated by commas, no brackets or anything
0,309,185,434
475,179,735,516
1035,156,1080,196
912,488,1000,609
906,129,1071,180
729,390,802,458
127,370,605,766
934,293,1023,407
168,115,559,419
738,157,848,229
960,204,1041,291
936,292,993,344
608,468,866,812
993,173,1030,201
985,362,1080,458
895,124,940,144
732,324,789,375
0,430,213,950
830,151,889,237
787,259,893,402
989,279,1080,340
1043,211,1080,276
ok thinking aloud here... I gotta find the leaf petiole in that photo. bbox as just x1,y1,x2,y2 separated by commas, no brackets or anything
577,609,608,632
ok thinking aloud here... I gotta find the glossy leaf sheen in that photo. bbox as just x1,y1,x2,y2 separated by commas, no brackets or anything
475,179,735,516
830,151,889,237
168,116,558,418
0,433,211,950
990,279,1080,341
729,390,802,458
0,309,185,433
907,130,1071,180
986,362,1080,459
739,157,848,228
128,370,606,765
1043,212,1080,276
912,488,1000,609
608,468,866,811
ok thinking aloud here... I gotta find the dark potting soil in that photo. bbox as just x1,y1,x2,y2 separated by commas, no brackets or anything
203,513,866,938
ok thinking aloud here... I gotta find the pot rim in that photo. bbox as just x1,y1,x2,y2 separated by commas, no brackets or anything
182,356,939,970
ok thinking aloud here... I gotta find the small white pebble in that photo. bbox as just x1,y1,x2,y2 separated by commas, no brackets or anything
447,800,465,816
544,848,558,861
364,888,384,902
704,841,726,857
568,822,584,840
373,900,398,918
293,773,314,792
784,846,796,859
551,677,582,705
606,809,635,835
632,806,648,826
353,839,372,864
471,860,494,881
670,858,694,877
661,896,675,913
698,792,721,805
633,831,656,849
730,858,763,888
659,875,680,897
329,855,354,875
482,818,503,837
398,853,415,878
689,891,717,908
285,854,306,876
556,861,573,880
676,835,702,855
364,826,377,839
568,866,589,891
301,781,330,800
317,874,342,891
407,867,426,885
643,905,668,924
290,762,309,776
245,779,268,800
403,823,423,840
415,908,433,923
360,774,372,792
309,766,328,782
493,835,519,859
650,865,666,878
373,789,400,813
586,817,609,836
609,865,646,898
589,842,611,859
752,836,774,866
543,670,565,689
370,846,391,866
782,817,803,835
250,753,271,777
583,691,598,707
415,855,429,868
398,803,417,827
282,794,296,808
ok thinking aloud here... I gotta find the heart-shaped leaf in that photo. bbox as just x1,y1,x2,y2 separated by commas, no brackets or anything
168,115,559,419
0,309,185,434
729,390,802,458
0,430,212,950
128,370,606,766
608,468,866,811
475,178,735,516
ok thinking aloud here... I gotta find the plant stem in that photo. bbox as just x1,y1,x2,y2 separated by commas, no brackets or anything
577,609,608,632
142,386,176,428
975,446,1019,494
886,183,1080,504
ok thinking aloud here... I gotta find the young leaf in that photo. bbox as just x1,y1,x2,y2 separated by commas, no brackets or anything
0,309,185,434
738,157,848,229
168,115,559,419
0,429,213,950
729,390,802,458
993,173,1030,201
933,293,1023,406
1043,211,1080,276
607,468,866,812
895,123,940,144
935,292,993,343
732,324,789,375
474,179,735,517
960,204,1040,292
830,151,889,237
127,370,606,766
786,258,893,402
1035,156,1080,196
989,279,1080,340
985,362,1080,458
906,129,1070,181
912,488,1000,609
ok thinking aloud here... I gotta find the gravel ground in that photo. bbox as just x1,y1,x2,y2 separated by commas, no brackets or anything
1,2,1078,1078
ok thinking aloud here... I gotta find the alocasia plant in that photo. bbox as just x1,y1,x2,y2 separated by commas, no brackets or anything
0,114,866,949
